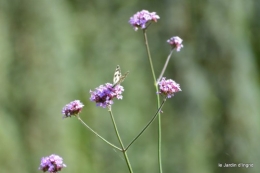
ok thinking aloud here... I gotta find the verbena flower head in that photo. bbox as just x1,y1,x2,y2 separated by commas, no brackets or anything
90,83,124,108
62,100,84,118
167,36,184,52
39,154,66,173
129,10,160,31
158,77,181,98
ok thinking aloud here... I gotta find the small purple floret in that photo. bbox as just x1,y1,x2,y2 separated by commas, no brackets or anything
62,100,84,118
158,77,181,98
39,154,66,173
129,10,160,31
167,36,183,52
90,83,124,108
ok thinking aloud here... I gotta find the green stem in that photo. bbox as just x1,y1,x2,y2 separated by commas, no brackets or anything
143,30,157,85
157,49,174,84
125,97,167,151
108,107,133,173
142,29,163,173
77,116,122,151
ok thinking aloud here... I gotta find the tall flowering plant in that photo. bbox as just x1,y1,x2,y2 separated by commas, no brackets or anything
39,9,183,173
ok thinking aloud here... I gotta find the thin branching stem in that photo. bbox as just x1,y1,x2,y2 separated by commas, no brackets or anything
125,97,167,151
157,49,174,84
143,29,163,173
77,116,122,151
108,107,133,173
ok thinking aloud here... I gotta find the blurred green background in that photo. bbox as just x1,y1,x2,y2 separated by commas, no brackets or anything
0,0,260,173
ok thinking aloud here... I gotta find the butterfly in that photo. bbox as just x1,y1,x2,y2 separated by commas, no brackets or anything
112,65,129,88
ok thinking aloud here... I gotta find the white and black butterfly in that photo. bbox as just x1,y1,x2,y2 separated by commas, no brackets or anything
112,65,129,88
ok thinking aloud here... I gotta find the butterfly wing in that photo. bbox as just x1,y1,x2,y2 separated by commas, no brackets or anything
118,71,129,84
113,65,121,85
112,65,129,87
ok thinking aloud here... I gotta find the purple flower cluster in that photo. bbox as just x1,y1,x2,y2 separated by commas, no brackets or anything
62,100,84,118
158,77,181,98
167,36,184,52
90,83,124,108
39,154,66,173
129,10,160,31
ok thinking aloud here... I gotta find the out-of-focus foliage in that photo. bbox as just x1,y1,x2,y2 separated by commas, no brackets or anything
0,0,259,173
